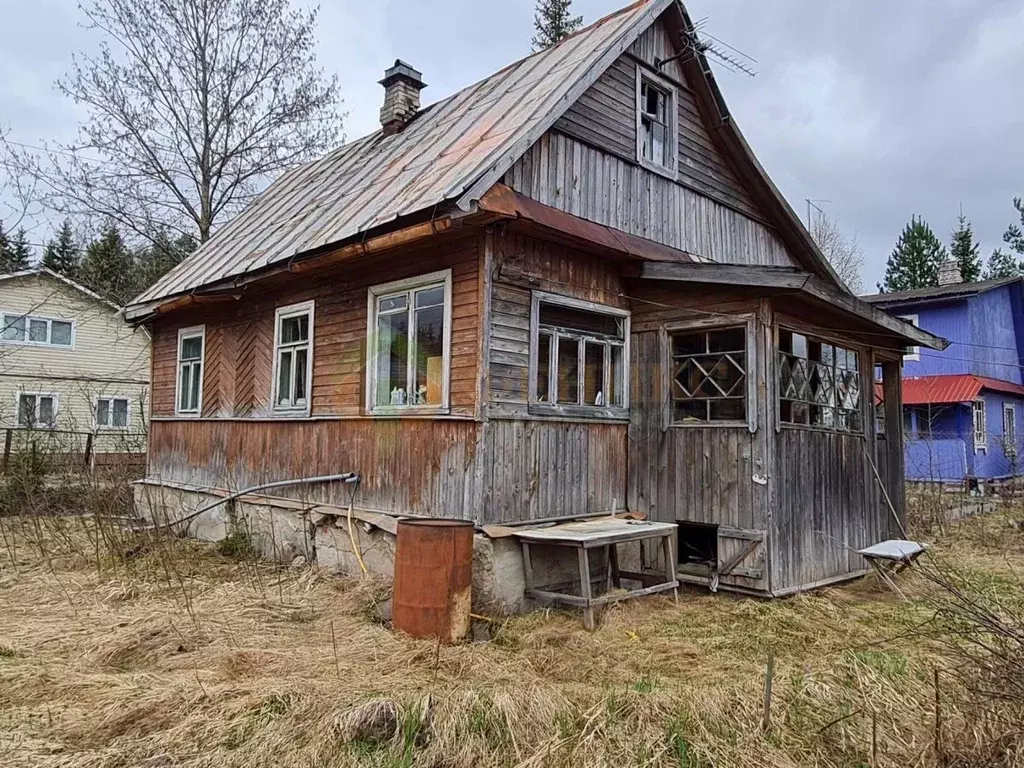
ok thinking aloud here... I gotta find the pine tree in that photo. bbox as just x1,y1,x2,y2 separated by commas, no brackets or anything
949,211,981,283
1,228,33,272
80,222,137,304
531,0,583,51
879,216,947,292
41,219,81,278
983,249,1022,280
1000,197,1024,257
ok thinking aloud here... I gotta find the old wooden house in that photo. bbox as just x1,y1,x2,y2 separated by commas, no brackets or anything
126,0,945,599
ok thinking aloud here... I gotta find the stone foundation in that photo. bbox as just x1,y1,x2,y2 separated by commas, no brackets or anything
133,480,644,613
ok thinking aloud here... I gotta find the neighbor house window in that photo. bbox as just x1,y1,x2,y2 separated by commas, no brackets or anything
670,326,747,424
779,329,862,432
898,314,920,362
531,293,629,413
2,312,73,347
367,271,452,412
1003,403,1017,458
272,301,314,413
636,68,676,172
176,326,205,415
96,396,130,429
17,393,57,429
972,399,987,451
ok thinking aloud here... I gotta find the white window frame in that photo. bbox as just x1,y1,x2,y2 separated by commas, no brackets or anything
898,314,920,362
972,399,987,452
175,325,206,417
528,291,631,419
1004,402,1017,458
271,300,315,415
365,270,453,415
95,395,132,430
1,310,76,349
16,392,59,429
635,65,678,177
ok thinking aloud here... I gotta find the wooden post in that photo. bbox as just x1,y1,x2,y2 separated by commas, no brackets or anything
881,360,906,537
761,651,775,732
933,668,942,758
577,547,595,631
2,429,11,474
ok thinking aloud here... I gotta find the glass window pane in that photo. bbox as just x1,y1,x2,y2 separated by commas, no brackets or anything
181,335,202,360
556,336,580,404
178,366,191,411
28,319,48,342
708,328,745,353
673,399,706,424
652,122,666,165
610,344,624,406
710,399,745,421
280,314,308,344
415,286,445,309
39,397,54,426
112,399,128,427
376,308,409,406
51,321,72,346
294,348,308,404
378,294,408,314
539,304,622,338
189,363,202,410
277,350,293,405
18,395,33,427
584,342,605,406
537,333,551,403
673,332,706,357
97,399,110,426
413,304,445,405
3,315,25,341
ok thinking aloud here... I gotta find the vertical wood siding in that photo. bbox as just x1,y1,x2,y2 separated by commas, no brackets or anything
504,132,794,268
148,418,484,518
149,233,481,418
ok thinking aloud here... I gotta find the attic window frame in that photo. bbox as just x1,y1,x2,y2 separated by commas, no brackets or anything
635,65,678,177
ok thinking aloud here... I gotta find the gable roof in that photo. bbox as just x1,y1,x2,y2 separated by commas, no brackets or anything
861,277,1023,306
897,375,1024,406
127,0,845,318
0,268,122,312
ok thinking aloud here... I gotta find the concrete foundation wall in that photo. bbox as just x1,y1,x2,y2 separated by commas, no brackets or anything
133,481,614,613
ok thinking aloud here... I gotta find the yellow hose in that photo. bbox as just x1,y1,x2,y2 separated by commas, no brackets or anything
346,501,369,575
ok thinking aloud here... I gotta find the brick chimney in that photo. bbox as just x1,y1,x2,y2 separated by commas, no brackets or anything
938,260,963,286
379,60,426,136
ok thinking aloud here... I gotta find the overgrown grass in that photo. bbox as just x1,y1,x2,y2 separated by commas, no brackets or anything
1,501,1024,767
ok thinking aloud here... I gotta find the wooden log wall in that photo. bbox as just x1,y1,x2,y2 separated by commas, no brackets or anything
148,418,485,518
150,232,481,419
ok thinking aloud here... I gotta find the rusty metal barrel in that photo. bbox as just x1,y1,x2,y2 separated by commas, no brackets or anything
392,519,474,643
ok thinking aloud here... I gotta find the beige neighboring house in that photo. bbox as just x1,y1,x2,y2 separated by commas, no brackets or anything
0,268,150,459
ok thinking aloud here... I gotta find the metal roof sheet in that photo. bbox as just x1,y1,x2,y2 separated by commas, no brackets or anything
861,277,1022,306
129,0,669,310
895,375,1024,406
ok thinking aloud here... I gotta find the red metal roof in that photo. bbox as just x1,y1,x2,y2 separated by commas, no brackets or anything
897,375,1024,405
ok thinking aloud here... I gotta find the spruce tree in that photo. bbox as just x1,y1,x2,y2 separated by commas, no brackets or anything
1,228,33,272
983,249,1022,280
80,222,136,304
41,219,81,278
879,216,947,292
135,229,196,291
1000,197,1024,257
531,0,583,51
949,211,981,283
0,221,11,272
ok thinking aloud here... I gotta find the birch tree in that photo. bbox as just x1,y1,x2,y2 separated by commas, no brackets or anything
810,210,864,294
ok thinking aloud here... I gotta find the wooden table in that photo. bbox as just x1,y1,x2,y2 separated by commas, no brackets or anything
514,518,680,630
857,539,928,600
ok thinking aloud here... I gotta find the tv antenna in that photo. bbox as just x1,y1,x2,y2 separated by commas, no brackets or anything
806,198,833,230
672,17,758,78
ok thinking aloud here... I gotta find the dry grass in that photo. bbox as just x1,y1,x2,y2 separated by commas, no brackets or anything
0,509,1023,768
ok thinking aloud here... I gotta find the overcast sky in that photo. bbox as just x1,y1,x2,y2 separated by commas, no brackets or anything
1,0,1022,289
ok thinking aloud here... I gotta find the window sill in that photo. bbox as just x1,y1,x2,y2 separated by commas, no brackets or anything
780,423,864,437
669,421,748,429
174,411,201,418
269,408,312,419
368,406,451,418
527,403,629,421
638,157,677,182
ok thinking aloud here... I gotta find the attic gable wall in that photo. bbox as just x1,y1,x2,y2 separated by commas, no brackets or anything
506,14,798,269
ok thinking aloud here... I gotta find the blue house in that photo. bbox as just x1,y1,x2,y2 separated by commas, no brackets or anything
864,272,1024,484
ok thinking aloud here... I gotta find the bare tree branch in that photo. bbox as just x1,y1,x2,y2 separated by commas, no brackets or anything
811,209,865,294
2,0,343,245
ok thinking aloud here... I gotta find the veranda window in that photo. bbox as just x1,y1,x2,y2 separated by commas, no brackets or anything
367,271,451,412
671,326,747,424
273,301,314,413
176,326,205,415
532,294,628,413
778,329,862,432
